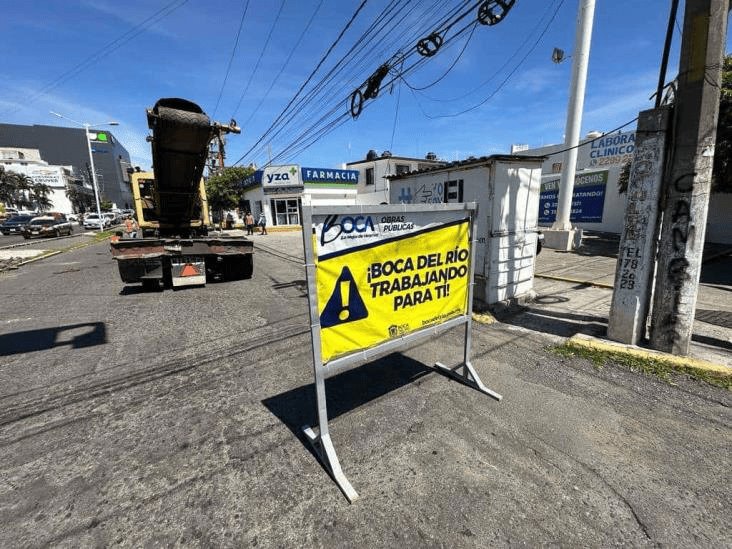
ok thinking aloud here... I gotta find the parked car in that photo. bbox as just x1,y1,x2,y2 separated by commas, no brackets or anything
83,213,111,230
22,215,73,239
66,213,79,222
102,212,119,225
0,214,35,235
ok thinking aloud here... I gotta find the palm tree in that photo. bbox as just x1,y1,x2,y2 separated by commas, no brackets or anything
30,181,53,211
0,167,33,209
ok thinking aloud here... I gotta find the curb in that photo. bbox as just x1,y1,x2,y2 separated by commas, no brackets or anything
17,250,62,266
567,333,730,375
472,311,496,324
535,273,614,289
7,236,104,269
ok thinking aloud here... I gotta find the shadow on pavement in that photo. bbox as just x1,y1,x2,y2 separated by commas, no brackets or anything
493,307,607,339
691,333,732,351
699,254,732,286
262,353,433,458
573,231,620,258
0,322,107,356
270,276,308,297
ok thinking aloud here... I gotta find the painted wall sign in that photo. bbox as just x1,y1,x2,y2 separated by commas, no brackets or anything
240,170,263,189
539,170,608,223
302,167,359,186
263,165,302,193
588,132,635,168
239,165,304,193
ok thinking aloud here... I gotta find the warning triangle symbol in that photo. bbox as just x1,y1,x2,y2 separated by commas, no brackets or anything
180,263,200,277
320,266,368,328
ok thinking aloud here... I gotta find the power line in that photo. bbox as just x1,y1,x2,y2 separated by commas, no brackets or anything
238,0,325,131
1,0,189,116
547,117,640,157
415,0,564,103
232,0,370,165
245,0,517,166
401,20,478,91
246,0,418,161
231,0,287,119
212,0,251,118
411,0,564,119
243,0,475,164
389,75,403,149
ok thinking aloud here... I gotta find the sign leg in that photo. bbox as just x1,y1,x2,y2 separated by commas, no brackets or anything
434,361,503,401
302,425,359,503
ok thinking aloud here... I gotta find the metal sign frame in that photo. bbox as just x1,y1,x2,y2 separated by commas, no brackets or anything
301,203,502,502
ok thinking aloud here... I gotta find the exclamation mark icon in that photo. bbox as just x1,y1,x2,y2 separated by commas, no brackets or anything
339,280,350,320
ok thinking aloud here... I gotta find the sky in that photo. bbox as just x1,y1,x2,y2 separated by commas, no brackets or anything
2,0,730,171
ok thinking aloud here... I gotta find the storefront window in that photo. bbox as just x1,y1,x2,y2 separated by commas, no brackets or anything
270,198,301,226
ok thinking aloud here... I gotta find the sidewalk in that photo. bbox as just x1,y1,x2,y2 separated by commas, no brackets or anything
525,231,732,367
246,229,731,368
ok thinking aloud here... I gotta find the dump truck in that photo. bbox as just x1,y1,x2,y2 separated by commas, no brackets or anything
110,98,253,290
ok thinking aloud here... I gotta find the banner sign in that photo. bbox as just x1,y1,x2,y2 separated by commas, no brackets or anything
539,170,608,224
302,167,359,187
300,204,500,502
312,214,470,363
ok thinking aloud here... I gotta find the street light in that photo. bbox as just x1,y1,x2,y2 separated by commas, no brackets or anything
50,111,119,232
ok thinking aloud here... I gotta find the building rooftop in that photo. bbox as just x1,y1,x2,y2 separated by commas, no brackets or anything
386,154,547,180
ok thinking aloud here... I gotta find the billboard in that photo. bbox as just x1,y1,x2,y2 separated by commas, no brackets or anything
539,170,608,224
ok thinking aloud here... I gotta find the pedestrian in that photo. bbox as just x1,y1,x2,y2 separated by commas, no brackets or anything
245,211,255,235
123,216,138,239
258,212,267,235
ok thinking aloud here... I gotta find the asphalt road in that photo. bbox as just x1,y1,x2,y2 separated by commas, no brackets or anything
0,239,729,547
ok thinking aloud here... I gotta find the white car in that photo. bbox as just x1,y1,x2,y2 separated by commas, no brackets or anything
83,213,111,230
103,212,119,225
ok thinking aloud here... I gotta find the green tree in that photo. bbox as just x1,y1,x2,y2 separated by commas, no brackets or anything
712,54,731,192
205,166,254,221
0,167,33,209
30,181,52,211
100,199,113,210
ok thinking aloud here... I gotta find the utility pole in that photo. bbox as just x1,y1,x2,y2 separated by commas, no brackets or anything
649,0,729,354
545,0,596,251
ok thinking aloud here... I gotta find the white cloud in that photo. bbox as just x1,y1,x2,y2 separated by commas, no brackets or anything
79,0,180,40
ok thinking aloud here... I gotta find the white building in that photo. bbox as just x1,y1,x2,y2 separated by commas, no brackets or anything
239,165,360,228
517,131,732,244
0,148,91,214
345,150,445,205
388,155,546,306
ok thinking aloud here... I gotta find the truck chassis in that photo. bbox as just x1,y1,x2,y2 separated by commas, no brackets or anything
111,236,253,290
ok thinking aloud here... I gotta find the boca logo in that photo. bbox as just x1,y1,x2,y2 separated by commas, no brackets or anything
320,214,376,246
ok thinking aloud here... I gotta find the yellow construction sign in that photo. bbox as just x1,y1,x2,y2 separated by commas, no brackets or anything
316,219,471,363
